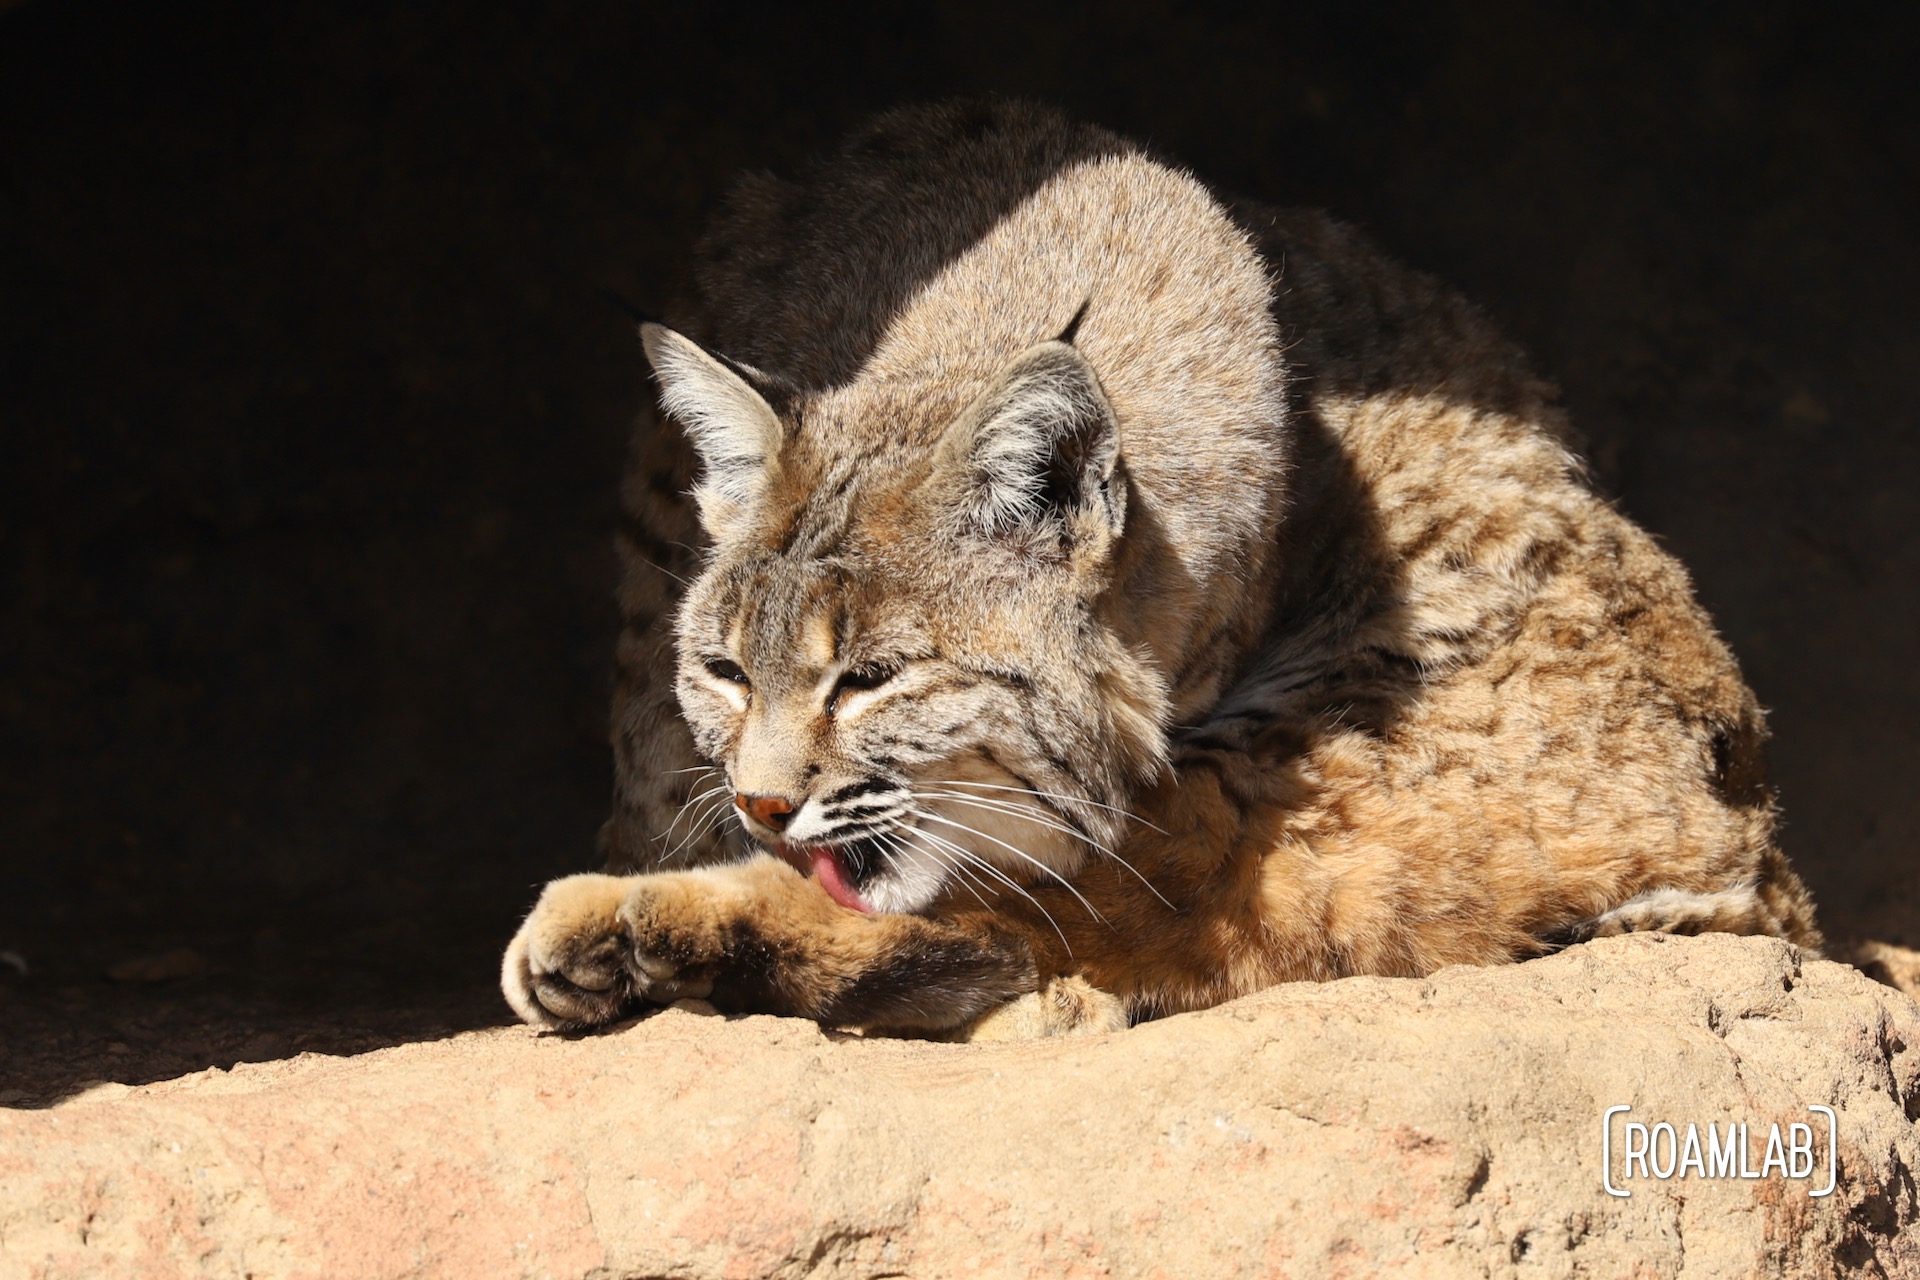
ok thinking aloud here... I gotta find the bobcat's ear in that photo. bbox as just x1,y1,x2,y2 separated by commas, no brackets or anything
639,322,782,538
942,340,1125,555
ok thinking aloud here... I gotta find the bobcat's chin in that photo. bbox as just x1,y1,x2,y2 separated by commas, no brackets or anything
857,861,952,915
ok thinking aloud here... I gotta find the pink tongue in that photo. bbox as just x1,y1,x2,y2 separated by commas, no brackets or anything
810,847,871,913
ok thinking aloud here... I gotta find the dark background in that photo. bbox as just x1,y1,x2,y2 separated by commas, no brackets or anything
2,0,1915,1100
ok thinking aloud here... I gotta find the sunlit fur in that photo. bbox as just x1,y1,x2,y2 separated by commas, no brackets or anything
503,101,1821,1036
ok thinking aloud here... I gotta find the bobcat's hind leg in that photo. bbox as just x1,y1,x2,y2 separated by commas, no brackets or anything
955,975,1129,1043
502,855,1039,1032
1544,871,1823,956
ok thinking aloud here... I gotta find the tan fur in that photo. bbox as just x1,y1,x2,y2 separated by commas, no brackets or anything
504,101,1820,1039
959,976,1129,1042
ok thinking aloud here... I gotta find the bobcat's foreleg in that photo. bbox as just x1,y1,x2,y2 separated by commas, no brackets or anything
502,855,1038,1032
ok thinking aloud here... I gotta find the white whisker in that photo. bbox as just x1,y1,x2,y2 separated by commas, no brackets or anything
915,789,1115,855
901,823,1023,898
658,787,734,863
659,783,730,836
880,830,990,909
660,806,726,864
654,781,729,846
897,823,1071,955
912,808,1105,927
920,778,1167,835
916,789,1175,910
632,556,692,587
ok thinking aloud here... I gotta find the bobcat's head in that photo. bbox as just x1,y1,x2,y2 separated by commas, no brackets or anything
644,320,1170,914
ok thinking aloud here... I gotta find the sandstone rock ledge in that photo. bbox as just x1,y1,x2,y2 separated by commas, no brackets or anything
3,934,1916,1280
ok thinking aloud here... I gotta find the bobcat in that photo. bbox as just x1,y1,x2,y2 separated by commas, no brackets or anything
501,100,1820,1039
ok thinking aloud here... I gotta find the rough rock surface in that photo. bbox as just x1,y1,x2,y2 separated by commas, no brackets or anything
3,934,1916,1279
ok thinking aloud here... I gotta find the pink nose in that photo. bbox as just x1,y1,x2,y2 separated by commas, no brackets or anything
735,793,795,832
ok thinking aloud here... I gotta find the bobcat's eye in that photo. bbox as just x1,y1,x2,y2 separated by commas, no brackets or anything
704,657,751,688
828,663,901,715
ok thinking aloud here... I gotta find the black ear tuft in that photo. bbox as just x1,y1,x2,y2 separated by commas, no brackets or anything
601,289,660,329
1056,298,1092,347
615,295,780,398
712,348,779,394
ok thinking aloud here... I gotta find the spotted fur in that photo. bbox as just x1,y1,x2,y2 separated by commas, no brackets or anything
503,101,1820,1037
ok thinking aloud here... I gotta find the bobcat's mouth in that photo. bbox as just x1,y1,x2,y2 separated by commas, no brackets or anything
773,838,875,913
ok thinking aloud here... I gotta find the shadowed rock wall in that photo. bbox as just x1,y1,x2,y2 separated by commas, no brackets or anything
0,1,1915,1094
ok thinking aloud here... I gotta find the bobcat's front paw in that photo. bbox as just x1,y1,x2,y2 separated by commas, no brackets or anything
501,872,719,1030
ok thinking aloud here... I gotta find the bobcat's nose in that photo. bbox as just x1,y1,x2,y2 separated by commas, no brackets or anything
735,792,796,833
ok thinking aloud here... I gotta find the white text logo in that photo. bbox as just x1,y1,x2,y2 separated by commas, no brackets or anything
1601,1105,1836,1198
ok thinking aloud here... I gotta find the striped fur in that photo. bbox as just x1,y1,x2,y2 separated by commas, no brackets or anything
503,101,1821,1036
